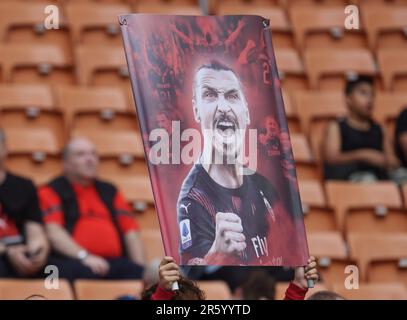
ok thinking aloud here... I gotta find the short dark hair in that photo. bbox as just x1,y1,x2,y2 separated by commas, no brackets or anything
141,277,206,300
307,290,345,300
239,270,276,300
345,75,374,96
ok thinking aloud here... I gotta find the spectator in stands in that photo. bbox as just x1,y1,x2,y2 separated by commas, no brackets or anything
323,76,400,182
143,256,319,300
142,256,206,300
393,107,407,185
234,256,319,300
0,129,49,278
306,290,345,300
38,137,145,281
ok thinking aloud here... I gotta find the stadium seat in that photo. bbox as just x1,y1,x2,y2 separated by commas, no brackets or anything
307,232,350,286
378,48,407,91
74,280,144,300
0,43,74,85
298,180,337,232
135,206,160,230
5,154,62,186
281,0,349,7
0,1,70,51
66,2,131,44
275,282,329,300
304,48,377,89
0,84,54,112
56,85,130,130
71,112,143,159
196,281,232,300
282,90,301,133
289,5,367,49
0,279,73,300
348,233,407,284
0,110,65,155
275,48,307,90
373,92,407,135
217,5,294,48
75,45,129,87
292,90,347,161
325,181,404,233
332,282,407,300
139,229,165,263
290,133,320,180
98,158,153,206
361,4,407,50
135,2,201,14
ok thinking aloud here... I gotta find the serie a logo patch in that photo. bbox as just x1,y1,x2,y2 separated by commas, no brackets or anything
180,219,192,249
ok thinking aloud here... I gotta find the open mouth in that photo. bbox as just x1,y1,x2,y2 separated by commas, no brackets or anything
215,119,236,137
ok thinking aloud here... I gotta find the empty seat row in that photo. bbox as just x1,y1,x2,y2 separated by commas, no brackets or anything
2,1,407,50
0,278,232,300
0,44,406,91
307,231,407,289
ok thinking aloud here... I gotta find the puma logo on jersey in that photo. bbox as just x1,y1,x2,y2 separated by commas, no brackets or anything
180,202,191,214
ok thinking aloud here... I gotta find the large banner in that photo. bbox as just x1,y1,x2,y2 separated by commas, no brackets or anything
120,14,309,266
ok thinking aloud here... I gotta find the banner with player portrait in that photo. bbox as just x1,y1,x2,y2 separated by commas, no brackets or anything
120,14,309,266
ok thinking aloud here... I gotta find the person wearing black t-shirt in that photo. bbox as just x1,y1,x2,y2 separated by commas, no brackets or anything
0,129,49,277
323,76,400,182
177,61,308,266
392,108,407,185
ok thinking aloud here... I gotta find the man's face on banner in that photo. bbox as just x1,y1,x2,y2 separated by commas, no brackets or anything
193,67,250,160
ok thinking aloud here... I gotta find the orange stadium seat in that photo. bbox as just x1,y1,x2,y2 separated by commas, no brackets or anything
98,158,153,206
0,1,70,51
282,90,301,133
0,43,74,85
298,179,337,232
135,2,201,14
0,108,65,155
75,45,129,88
304,48,377,89
332,282,407,300
71,111,143,159
66,2,131,44
217,4,294,48
325,181,405,234
135,206,160,230
378,48,407,91
0,84,54,112
275,282,329,300
290,133,320,180
362,4,407,50
56,85,130,130
275,48,307,90
292,90,347,161
197,281,232,300
6,154,62,186
139,229,165,263
348,233,407,284
289,5,367,49
0,279,74,300
74,280,144,300
281,0,349,7
353,0,407,4
373,92,407,135
307,232,350,286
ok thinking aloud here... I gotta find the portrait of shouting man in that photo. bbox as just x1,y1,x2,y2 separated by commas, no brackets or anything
177,60,308,266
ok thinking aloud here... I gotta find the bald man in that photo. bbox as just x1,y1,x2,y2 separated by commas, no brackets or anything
39,137,146,281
